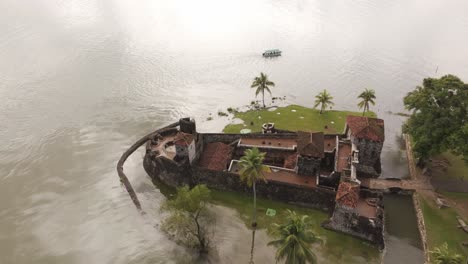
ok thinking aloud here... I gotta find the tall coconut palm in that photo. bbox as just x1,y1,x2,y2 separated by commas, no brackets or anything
313,89,334,114
251,72,275,108
357,88,376,116
268,210,321,264
429,243,464,264
239,147,270,264
239,147,270,227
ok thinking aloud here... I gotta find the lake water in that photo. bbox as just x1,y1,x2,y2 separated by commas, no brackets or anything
1,0,468,263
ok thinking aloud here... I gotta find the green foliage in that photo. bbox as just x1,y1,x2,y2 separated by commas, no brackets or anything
313,90,334,114
218,111,228,117
268,210,322,264
251,72,275,108
403,75,468,163
210,190,381,263
239,147,271,261
430,243,464,264
227,107,236,114
357,88,376,116
161,185,213,253
419,195,468,258
206,116,213,121
239,148,270,188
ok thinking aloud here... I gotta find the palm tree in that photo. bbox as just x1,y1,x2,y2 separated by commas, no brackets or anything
239,147,270,264
357,88,376,116
251,72,275,108
239,147,270,227
268,210,322,264
429,243,464,264
313,89,334,114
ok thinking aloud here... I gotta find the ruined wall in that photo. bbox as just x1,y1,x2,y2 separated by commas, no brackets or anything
179,118,196,134
202,133,242,144
353,137,383,167
318,171,340,189
175,144,188,157
202,132,298,145
351,137,383,178
190,133,205,165
297,156,321,176
143,154,191,187
192,167,336,211
322,205,385,249
143,152,336,211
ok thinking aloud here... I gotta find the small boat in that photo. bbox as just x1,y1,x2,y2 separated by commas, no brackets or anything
262,49,281,57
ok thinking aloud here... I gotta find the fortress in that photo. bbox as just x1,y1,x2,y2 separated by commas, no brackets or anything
143,116,386,248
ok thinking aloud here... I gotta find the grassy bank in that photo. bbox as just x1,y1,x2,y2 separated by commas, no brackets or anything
434,153,468,181
223,105,376,134
211,190,380,264
418,194,468,260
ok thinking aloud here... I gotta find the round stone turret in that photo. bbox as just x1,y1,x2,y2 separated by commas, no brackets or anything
179,118,196,134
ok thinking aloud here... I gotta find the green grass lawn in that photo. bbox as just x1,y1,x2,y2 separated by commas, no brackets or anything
418,194,468,260
223,104,376,134
211,190,380,264
441,191,468,201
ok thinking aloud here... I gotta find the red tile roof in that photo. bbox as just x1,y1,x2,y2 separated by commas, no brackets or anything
284,153,298,169
335,181,360,208
346,116,385,142
198,142,232,171
297,131,324,158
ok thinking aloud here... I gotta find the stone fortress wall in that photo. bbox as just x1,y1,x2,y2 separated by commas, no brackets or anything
142,118,385,248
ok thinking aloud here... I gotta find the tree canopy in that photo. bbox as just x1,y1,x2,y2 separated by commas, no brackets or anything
239,147,270,188
429,243,464,264
268,210,322,264
239,147,270,263
403,75,468,163
313,89,334,114
251,72,275,108
161,185,213,253
357,88,376,116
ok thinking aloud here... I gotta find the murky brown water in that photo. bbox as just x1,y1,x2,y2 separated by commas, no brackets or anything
1,0,468,263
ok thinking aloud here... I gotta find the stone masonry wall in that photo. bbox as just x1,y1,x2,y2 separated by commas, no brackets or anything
351,137,383,177
192,167,336,211
322,205,385,249
143,154,192,187
297,156,321,176
353,138,383,167
143,153,336,212
202,132,298,145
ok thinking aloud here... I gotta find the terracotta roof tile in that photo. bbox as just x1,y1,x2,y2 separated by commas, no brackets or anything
346,116,385,142
284,153,298,169
335,181,360,208
297,131,324,158
198,142,232,171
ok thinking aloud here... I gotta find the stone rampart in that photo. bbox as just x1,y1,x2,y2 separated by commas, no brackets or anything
193,167,336,211
322,205,385,249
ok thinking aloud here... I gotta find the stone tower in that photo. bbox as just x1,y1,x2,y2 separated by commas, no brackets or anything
345,116,385,177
